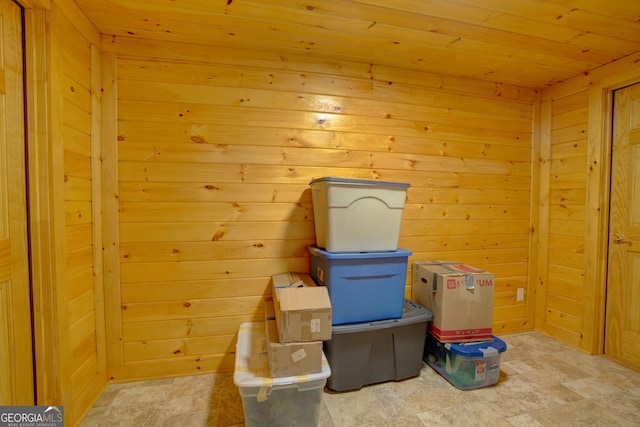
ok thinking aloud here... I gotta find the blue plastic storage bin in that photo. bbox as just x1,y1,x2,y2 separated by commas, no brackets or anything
308,246,411,325
423,334,507,390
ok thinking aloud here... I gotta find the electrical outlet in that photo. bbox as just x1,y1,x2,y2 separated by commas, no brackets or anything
516,288,525,302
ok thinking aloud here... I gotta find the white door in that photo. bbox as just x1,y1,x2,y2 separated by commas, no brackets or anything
605,82,640,370
0,0,33,404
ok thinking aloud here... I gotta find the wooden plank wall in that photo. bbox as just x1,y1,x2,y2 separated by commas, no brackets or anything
101,36,537,380
537,53,640,354
537,89,589,347
50,0,106,424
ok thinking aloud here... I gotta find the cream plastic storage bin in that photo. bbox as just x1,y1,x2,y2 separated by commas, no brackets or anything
233,322,331,427
310,177,410,253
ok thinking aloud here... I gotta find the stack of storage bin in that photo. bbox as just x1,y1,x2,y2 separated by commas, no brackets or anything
233,272,334,426
308,177,433,391
233,322,331,427
412,261,507,390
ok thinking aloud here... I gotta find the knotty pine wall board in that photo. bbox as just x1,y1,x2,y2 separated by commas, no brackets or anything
544,89,589,347
62,21,101,408
39,0,108,423
101,35,536,379
538,85,589,349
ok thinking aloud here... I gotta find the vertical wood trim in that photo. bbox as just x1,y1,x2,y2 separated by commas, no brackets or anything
580,82,609,353
581,70,640,355
541,54,640,354
2,0,33,403
101,51,122,370
0,283,10,402
49,2,72,406
534,98,552,330
528,96,542,329
90,44,107,375
23,7,60,405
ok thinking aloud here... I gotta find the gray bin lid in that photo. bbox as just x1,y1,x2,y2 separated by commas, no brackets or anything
309,177,410,188
331,300,433,334
308,245,412,259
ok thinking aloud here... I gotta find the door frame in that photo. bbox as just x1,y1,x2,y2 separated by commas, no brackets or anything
586,69,640,356
19,1,62,404
535,56,640,356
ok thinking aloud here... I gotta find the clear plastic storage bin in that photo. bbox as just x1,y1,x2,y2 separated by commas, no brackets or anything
233,322,331,426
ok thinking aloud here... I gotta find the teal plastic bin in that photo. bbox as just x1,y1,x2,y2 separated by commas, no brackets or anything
423,334,507,390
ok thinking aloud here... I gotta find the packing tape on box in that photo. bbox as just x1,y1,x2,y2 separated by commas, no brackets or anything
257,376,275,402
284,272,305,288
428,264,476,291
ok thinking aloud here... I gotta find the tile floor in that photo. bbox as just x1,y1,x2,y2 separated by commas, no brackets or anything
80,331,640,427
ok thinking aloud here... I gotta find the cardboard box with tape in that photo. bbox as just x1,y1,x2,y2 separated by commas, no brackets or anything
265,297,323,377
270,272,332,343
412,261,494,342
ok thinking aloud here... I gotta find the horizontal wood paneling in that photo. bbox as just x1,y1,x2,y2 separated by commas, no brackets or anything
120,258,310,284
119,221,315,243
540,89,589,345
121,277,269,302
120,240,311,263
105,35,534,379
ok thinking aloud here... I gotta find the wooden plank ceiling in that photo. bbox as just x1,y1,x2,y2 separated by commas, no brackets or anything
75,0,640,89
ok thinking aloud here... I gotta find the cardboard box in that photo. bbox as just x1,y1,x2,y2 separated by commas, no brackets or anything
271,272,332,342
265,298,323,377
412,261,494,342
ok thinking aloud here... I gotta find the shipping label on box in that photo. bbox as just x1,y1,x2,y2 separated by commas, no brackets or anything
412,261,493,342
271,272,332,342
264,300,323,378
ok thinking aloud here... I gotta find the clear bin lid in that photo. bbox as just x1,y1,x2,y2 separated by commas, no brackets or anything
443,336,507,357
330,300,433,334
233,322,331,388
308,246,412,259
309,177,410,188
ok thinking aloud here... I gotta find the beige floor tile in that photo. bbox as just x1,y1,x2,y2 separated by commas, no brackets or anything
417,400,512,427
593,387,640,424
323,387,390,426
526,399,635,427
80,332,640,427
